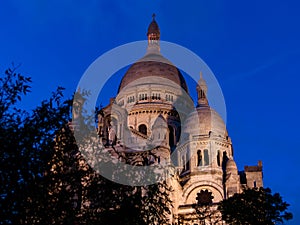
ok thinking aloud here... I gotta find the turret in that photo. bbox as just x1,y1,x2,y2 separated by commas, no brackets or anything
151,114,169,148
147,13,160,53
196,72,209,106
225,158,241,197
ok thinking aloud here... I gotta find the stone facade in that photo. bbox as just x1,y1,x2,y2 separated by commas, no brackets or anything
97,16,263,224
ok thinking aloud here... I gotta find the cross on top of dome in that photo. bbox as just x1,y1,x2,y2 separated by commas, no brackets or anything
152,13,156,20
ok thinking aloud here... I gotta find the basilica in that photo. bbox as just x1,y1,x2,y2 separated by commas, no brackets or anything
96,15,263,224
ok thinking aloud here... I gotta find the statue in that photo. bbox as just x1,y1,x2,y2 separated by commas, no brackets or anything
108,122,116,146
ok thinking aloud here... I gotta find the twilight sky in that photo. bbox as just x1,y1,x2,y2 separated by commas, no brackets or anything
1,1,300,223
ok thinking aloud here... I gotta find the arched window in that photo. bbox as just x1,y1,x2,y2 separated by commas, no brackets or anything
165,94,174,102
222,151,229,170
139,93,148,101
127,96,135,103
182,155,186,171
197,150,203,166
186,151,190,171
168,126,175,151
138,124,147,135
110,117,118,143
119,99,124,106
204,149,209,166
152,93,161,100
176,126,181,143
217,150,221,167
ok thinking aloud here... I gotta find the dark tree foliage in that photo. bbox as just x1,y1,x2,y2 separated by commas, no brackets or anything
0,67,173,224
218,187,293,225
49,117,173,225
183,204,220,225
0,67,72,224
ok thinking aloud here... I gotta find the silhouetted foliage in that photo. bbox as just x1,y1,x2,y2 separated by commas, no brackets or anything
48,119,173,225
0,67,173,224
0,66,72,224
182,204,220,225
218,187,293,225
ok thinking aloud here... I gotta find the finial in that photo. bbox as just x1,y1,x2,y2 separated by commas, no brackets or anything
152,13,156,20
198,71,207,87
197,71,208,106
147,13,160,53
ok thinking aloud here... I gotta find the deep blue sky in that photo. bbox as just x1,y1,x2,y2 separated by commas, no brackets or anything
1,1,300,223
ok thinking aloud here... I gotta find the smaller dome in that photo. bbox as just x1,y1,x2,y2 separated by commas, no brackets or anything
226,159,238,174
182,105,228,138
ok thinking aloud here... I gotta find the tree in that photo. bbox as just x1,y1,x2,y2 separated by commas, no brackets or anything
0,67,173,224
0,67,171,224
218,187,293,225
0,66,72,224
44,117,174,224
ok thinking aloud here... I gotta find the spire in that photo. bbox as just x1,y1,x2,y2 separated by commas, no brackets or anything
196,72,209,106
147,13,160,53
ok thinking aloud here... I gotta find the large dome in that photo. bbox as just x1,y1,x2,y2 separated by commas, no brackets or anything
117,14,188,94
183,105,228,138
117,53,188,93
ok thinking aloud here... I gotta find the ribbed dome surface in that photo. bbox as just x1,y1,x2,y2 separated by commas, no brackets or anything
183,105,227,138
117,53,188,93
